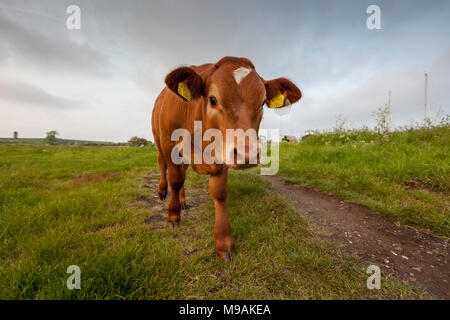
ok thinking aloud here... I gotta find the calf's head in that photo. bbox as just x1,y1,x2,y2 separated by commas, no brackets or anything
165,56,302,168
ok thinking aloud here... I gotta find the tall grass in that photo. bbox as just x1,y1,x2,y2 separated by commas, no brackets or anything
278,124,449,236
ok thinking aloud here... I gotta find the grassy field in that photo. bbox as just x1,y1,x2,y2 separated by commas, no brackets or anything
0,144,427,299
278,125,449,237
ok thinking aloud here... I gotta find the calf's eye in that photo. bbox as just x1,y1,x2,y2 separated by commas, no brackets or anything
209,97,217,106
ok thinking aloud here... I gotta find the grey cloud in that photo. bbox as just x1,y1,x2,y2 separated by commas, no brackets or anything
86,0,306,81
0,0,449,142
0,10,109,76
0,80,80,108
266,48,450,137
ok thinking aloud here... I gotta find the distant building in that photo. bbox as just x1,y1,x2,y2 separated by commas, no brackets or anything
281,135,298,143
13,131,18,139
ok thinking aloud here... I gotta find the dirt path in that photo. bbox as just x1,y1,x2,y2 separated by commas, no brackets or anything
264,175,449,299
138,175,210,229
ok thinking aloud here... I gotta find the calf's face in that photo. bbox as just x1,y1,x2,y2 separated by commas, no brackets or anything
165,57,302,168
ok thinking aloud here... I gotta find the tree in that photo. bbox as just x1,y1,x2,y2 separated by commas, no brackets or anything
128,136,151,147
45,130,59,145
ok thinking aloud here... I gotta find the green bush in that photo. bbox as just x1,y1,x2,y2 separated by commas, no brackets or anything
128,136,151,147
44,131,59,145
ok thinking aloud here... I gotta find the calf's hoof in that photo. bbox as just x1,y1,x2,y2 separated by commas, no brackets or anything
166,221,180,229
158,192,167,201
217,251,234,261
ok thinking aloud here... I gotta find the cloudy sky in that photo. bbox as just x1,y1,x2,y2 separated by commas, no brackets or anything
0,0,449,142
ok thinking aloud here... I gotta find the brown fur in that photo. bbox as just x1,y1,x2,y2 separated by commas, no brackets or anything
151,56,301,261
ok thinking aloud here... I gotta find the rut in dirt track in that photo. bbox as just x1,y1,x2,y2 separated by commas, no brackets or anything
263,175,449,299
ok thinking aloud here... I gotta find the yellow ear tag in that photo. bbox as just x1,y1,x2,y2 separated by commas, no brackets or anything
269,92,285,108
178,81,192,101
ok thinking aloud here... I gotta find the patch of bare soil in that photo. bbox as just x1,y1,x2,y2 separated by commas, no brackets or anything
138,175,210,232
264,175,449,299
136,176,167,230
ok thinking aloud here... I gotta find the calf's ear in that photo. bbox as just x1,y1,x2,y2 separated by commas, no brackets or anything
264,78,302,108
165,67,204,101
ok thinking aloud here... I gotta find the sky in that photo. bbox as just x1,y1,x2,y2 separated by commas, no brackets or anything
0,0,449,142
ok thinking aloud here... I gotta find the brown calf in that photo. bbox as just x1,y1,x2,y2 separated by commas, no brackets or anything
151,56,301,261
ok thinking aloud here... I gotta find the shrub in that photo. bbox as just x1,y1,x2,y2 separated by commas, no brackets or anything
44,130,59,145
128,136,151,147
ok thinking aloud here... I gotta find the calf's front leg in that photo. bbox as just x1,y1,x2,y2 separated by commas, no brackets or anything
209,168,234,261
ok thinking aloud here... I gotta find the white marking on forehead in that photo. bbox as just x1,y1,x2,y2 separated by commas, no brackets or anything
233,67,252,85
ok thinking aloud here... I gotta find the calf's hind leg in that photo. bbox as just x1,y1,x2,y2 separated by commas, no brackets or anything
157,151,168,200
166,165,186,229
179,186,186,210
179,165,188,210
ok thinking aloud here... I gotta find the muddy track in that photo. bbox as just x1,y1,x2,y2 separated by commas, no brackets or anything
138,175,210,231
264,175,449,299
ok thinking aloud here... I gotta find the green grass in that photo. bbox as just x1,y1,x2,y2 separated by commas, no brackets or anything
278,125,449,237
0,144,428,299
